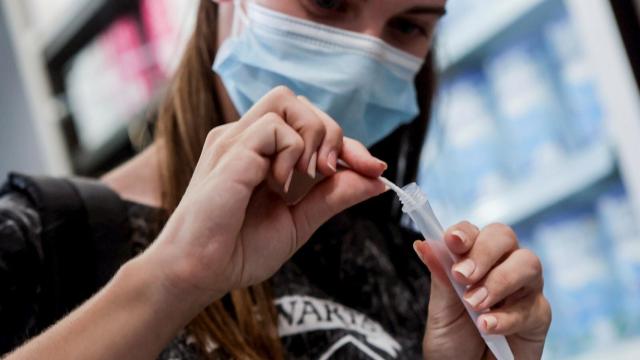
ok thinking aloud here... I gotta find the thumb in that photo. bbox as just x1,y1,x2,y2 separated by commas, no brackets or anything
291,170,386,244
414,240,461,311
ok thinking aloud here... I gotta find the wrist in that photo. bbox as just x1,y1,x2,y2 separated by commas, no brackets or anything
115,255,205,327
132,243,227,316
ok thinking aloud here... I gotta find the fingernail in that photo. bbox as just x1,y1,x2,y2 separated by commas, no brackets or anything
284,170,294,193
307,152,317,179
480,315,498,332
327,151,337,173
453,258,475,279
378,159,388,170
464,287,488,308
451,230,467,245
413,241,425,263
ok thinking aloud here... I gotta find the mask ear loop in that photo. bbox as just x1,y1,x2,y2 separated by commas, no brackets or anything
230,0,251,38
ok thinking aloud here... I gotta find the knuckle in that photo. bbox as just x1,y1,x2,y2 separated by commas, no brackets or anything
323,117,342,135
259,112,284,131
205,125,228,147
292,133,305,150
541,296,553,326
307,117,326,135
490,269,513,291
521,249,543,275
333,125,344,141
261,111,282,124
269,85,295,100
485,223,517,243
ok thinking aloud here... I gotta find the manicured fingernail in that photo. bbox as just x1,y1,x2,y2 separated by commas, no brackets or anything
413,241,425,263
464,287,488,308
453,258,475,279
307,152,317,179
452,230,467,245
327,151,337,173
284,170,294,193
480,315,498,332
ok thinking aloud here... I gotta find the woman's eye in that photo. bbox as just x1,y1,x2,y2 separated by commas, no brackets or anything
312,0,346,11
389,18,428,37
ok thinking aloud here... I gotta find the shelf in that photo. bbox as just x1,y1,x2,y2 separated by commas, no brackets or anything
460,144,615,227
43,0,138,92
436,0,547,71
72,121,133,175
71,87,165,175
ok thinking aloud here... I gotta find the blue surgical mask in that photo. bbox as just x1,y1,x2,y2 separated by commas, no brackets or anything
213,1,423,147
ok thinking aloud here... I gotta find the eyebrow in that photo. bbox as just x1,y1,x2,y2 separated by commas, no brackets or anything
405,5,447,16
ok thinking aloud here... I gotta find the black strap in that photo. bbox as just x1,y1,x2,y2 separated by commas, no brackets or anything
69,177,131,288
5,172,132,328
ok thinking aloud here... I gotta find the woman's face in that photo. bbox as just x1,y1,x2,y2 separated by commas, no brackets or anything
218,0,447,58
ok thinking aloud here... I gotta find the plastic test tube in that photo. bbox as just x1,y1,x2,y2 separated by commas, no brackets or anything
380,179,514,360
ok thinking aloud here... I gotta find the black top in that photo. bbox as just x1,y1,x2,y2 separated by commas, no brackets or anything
0,173,430,359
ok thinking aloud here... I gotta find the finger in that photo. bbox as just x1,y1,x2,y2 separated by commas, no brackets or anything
340,137,387,178
477,294,551,338
240,86,326,177
414,240,467,328
463,249,544,312
413,240,449,286
443,221,480,255
291,170,386,245
297,96,343,176
231,112,305,191
451,223,519,285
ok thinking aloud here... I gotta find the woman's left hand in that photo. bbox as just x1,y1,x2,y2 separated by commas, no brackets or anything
414,222,551,360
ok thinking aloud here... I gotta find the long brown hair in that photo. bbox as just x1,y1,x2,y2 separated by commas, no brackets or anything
154,1,437,358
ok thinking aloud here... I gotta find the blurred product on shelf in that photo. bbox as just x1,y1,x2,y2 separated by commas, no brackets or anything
61,0,197,158
416,122,454,226
485,38,566,180
596,183,640,336
421,10,609,219
66,16,153,150
542,12,604,152
140,0,197,78
418,1,640,357
534,206,620,356
432,72,507,210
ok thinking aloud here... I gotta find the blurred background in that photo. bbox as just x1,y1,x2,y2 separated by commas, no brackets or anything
1,0,640,359
420,0,640,358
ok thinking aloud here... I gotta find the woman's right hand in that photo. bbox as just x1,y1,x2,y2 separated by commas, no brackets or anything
142,86,387,309
2,87,387,360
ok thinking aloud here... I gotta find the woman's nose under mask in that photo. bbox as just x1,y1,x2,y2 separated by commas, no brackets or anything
213,1,424,148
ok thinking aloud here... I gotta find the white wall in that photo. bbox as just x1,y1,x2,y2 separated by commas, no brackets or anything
0,3,47,178
0,0,71,178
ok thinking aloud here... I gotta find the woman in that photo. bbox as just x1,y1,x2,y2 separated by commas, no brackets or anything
0,0,551,359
